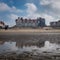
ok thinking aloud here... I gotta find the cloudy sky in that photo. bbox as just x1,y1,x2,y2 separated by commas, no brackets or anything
0,0,60,27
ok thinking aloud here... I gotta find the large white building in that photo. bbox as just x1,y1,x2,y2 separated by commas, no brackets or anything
50,20,60,27
15,17,45,28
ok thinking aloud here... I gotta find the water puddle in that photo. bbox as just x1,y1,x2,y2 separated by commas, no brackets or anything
0,41,60,55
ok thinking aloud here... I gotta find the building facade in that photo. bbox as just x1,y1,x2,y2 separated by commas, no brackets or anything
0,21,9,29
0,21,5,28
50,20,60,27
15,17,45,28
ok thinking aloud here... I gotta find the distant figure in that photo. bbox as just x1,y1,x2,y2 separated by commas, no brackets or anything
5,25,8,30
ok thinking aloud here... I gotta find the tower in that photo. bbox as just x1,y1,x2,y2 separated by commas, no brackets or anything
37,17,45,27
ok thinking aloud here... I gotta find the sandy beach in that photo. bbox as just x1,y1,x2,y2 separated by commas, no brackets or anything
0,29,60,60
0,29,60,44
0,29,60,33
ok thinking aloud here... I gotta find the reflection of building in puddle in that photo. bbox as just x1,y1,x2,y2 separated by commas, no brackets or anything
16,41,44,48
0,42,18,54
17,41,60,54
4,42,18,51
40,41,60,52
45,41,59,50
0,41,60,54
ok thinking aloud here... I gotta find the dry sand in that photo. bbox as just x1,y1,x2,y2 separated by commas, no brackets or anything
0,29,60,33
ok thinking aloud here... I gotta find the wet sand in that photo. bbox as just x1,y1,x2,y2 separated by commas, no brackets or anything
0,29,60,60
0,29,60,44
